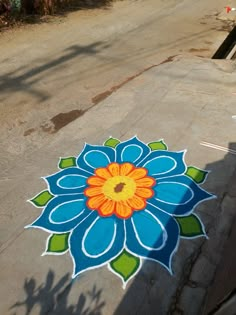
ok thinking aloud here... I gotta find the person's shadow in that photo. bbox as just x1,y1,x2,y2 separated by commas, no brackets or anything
10,270,105,315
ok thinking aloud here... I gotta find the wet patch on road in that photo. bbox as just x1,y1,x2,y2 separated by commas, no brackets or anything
92,55,177,105
25,56,178,137
24,109,85,136
51,110,84,132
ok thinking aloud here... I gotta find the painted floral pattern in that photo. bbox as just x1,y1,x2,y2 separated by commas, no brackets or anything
27,137,214,288
84,162,156,219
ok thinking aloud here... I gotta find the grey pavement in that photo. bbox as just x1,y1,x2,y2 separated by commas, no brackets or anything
1,54,236,314
0,0,230,162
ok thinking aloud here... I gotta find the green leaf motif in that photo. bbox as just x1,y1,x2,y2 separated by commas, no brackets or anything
59,157,76,169
148,140,167,151
104,138,120,148
47,233,70,253
110,250,140,283
31,190,54,207
185,166,208,184
175,214,205,238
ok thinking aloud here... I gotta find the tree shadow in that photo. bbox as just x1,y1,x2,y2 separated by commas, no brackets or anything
10,269,105,315
0,40,110,102
114,142,236,315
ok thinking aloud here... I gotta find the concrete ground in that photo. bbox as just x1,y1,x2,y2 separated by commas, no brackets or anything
0,0,232,160
0,0,236,314
204,210,236,315
1,55,236,315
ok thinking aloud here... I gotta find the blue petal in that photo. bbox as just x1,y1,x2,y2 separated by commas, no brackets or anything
115,137,150,164
126,204,179,272
29,194,91,233
138,150,186,178
155,182,193,204
70,216,125,277
50,200,85,223
149,175,214,216
130,210,167,250
45,167,90,195
77,144,115,174
59,176,86,189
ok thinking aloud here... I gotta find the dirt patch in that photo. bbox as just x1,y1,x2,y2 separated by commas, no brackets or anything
41,122,54,133
24,128,36,136
214,19,234,33
214,26,233,32
25,55,177,137
43,109,85,133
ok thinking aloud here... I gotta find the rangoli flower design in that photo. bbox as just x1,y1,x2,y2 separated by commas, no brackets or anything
27,137,214,288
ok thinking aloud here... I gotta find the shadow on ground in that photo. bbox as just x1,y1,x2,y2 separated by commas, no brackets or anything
0,27,219,104
0,41,110,102
113,142,236,315
9,143,236,315
10,269,105,315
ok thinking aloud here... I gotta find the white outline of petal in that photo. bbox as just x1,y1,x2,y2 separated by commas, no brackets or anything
120,144,144,163
82,149,112,170
49,199,86,224
71,219,126,279
154,181,194,205
82,217,117,258
42,175,86,196
142,156,177,176
148,181,216,218
25,211,93,234
126,215,181,275
138,150,187,174
131,210,168,251
57,175,87,189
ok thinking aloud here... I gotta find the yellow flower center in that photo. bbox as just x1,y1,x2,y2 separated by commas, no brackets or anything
84,162,156,219
102,176,136,201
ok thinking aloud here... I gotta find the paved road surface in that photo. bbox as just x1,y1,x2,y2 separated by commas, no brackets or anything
0,0,231,160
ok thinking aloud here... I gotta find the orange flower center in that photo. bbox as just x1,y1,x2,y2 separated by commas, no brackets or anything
84,162,156,219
